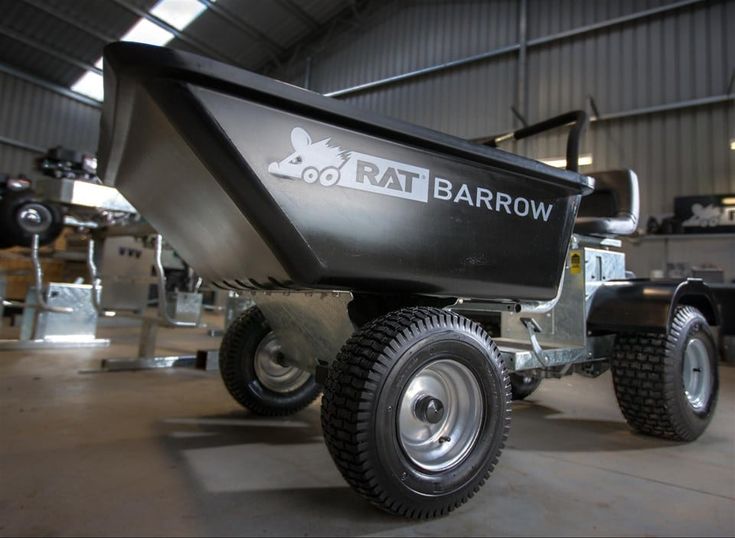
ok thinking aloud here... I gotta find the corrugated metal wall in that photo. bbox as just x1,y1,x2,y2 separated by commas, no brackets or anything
279,0,735,220
0,71,100,176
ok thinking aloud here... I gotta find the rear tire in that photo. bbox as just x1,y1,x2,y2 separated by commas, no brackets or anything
219,307,321,416
509,372,542,400
322,307,510,519
610,306,718,441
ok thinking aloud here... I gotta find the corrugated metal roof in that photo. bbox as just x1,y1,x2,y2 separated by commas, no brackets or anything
0,0,348,90
0,0,156,86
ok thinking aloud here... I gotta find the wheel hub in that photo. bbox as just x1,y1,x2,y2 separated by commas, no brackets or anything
682,337,712,411
253,332,310,394
17,204,52,234
415,396,445,424
398,359,483,472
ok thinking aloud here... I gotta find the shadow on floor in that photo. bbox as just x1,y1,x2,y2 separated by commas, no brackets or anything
156,407,417,536
508,401,682,452
151,396,686,535
157,406,324,448
189,486,412,537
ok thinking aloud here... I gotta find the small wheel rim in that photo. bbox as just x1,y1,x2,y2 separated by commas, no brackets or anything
682,337,712,411
319,167,340,187
302,167,319,184
253,332,310,393
398,359,483,473
17,203,52,234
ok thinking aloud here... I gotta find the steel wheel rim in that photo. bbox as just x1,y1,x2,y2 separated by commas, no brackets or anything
682,337,712,411
254,332,310,393
398,359,483,472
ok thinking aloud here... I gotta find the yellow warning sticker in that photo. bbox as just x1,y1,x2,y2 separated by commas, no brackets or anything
570,251,582,275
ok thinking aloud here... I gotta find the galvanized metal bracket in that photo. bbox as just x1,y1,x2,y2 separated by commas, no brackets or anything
520,317,550,367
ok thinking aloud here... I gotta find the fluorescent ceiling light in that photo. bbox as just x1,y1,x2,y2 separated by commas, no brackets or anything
540,154,593,168
152,0,207,31
730,139,735,151
70,0,211,102
71,71,105,101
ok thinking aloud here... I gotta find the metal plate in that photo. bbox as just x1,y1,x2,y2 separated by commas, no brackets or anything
165,292,203,325
34,178,136,213
20,283,100,342
253,291,355,372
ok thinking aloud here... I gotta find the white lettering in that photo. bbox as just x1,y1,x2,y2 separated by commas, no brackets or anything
514,197,529,217
434,177,453,201
475,187,493,210
454,183,475,206
496,192,512,214
531,200,553,221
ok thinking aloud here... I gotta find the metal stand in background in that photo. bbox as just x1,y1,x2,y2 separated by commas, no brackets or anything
0,234,109,350
206,291,254,337
88,234,203,371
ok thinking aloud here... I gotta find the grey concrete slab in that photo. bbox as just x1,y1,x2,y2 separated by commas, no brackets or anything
0,320,733,536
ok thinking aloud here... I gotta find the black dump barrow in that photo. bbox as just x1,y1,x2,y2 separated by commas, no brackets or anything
99,43,593,302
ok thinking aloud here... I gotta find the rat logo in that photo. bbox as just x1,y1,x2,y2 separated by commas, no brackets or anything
268,127,431,203
267,127,348,186
682,203,733,228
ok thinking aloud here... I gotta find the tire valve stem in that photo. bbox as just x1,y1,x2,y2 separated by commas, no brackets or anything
439,436,451,444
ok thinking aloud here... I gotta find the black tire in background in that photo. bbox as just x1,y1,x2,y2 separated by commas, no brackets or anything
610,306,718,442
219,307,321,416
509,372,542,401
322,307,511,519
0,190,64,249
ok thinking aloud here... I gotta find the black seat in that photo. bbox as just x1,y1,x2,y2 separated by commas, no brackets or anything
574,169,639,236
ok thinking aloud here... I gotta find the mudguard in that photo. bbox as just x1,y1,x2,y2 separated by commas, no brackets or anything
587,278,719,333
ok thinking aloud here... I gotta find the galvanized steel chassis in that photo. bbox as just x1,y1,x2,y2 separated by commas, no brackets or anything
246,234,624,377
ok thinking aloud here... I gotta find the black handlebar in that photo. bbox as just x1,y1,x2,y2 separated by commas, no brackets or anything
477,110,589,173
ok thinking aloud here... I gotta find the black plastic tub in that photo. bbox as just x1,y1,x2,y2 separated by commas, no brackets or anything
99,43,593,302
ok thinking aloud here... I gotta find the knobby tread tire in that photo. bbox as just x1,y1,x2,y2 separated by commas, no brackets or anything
611,306,718,441
219,307,321,417
321,306,511,519
510,372,542,401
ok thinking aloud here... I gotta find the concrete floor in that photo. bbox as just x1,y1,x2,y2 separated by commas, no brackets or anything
0,318,733,537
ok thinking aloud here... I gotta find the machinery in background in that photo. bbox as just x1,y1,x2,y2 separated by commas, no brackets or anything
0,146,137,349
0,146,210,351
0,146,139,251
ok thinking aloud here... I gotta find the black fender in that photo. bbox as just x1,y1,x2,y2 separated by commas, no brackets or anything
587,278,719,333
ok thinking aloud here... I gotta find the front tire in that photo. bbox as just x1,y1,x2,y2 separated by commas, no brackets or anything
322,307,510,519
219,307,321,416
611,306,718,441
